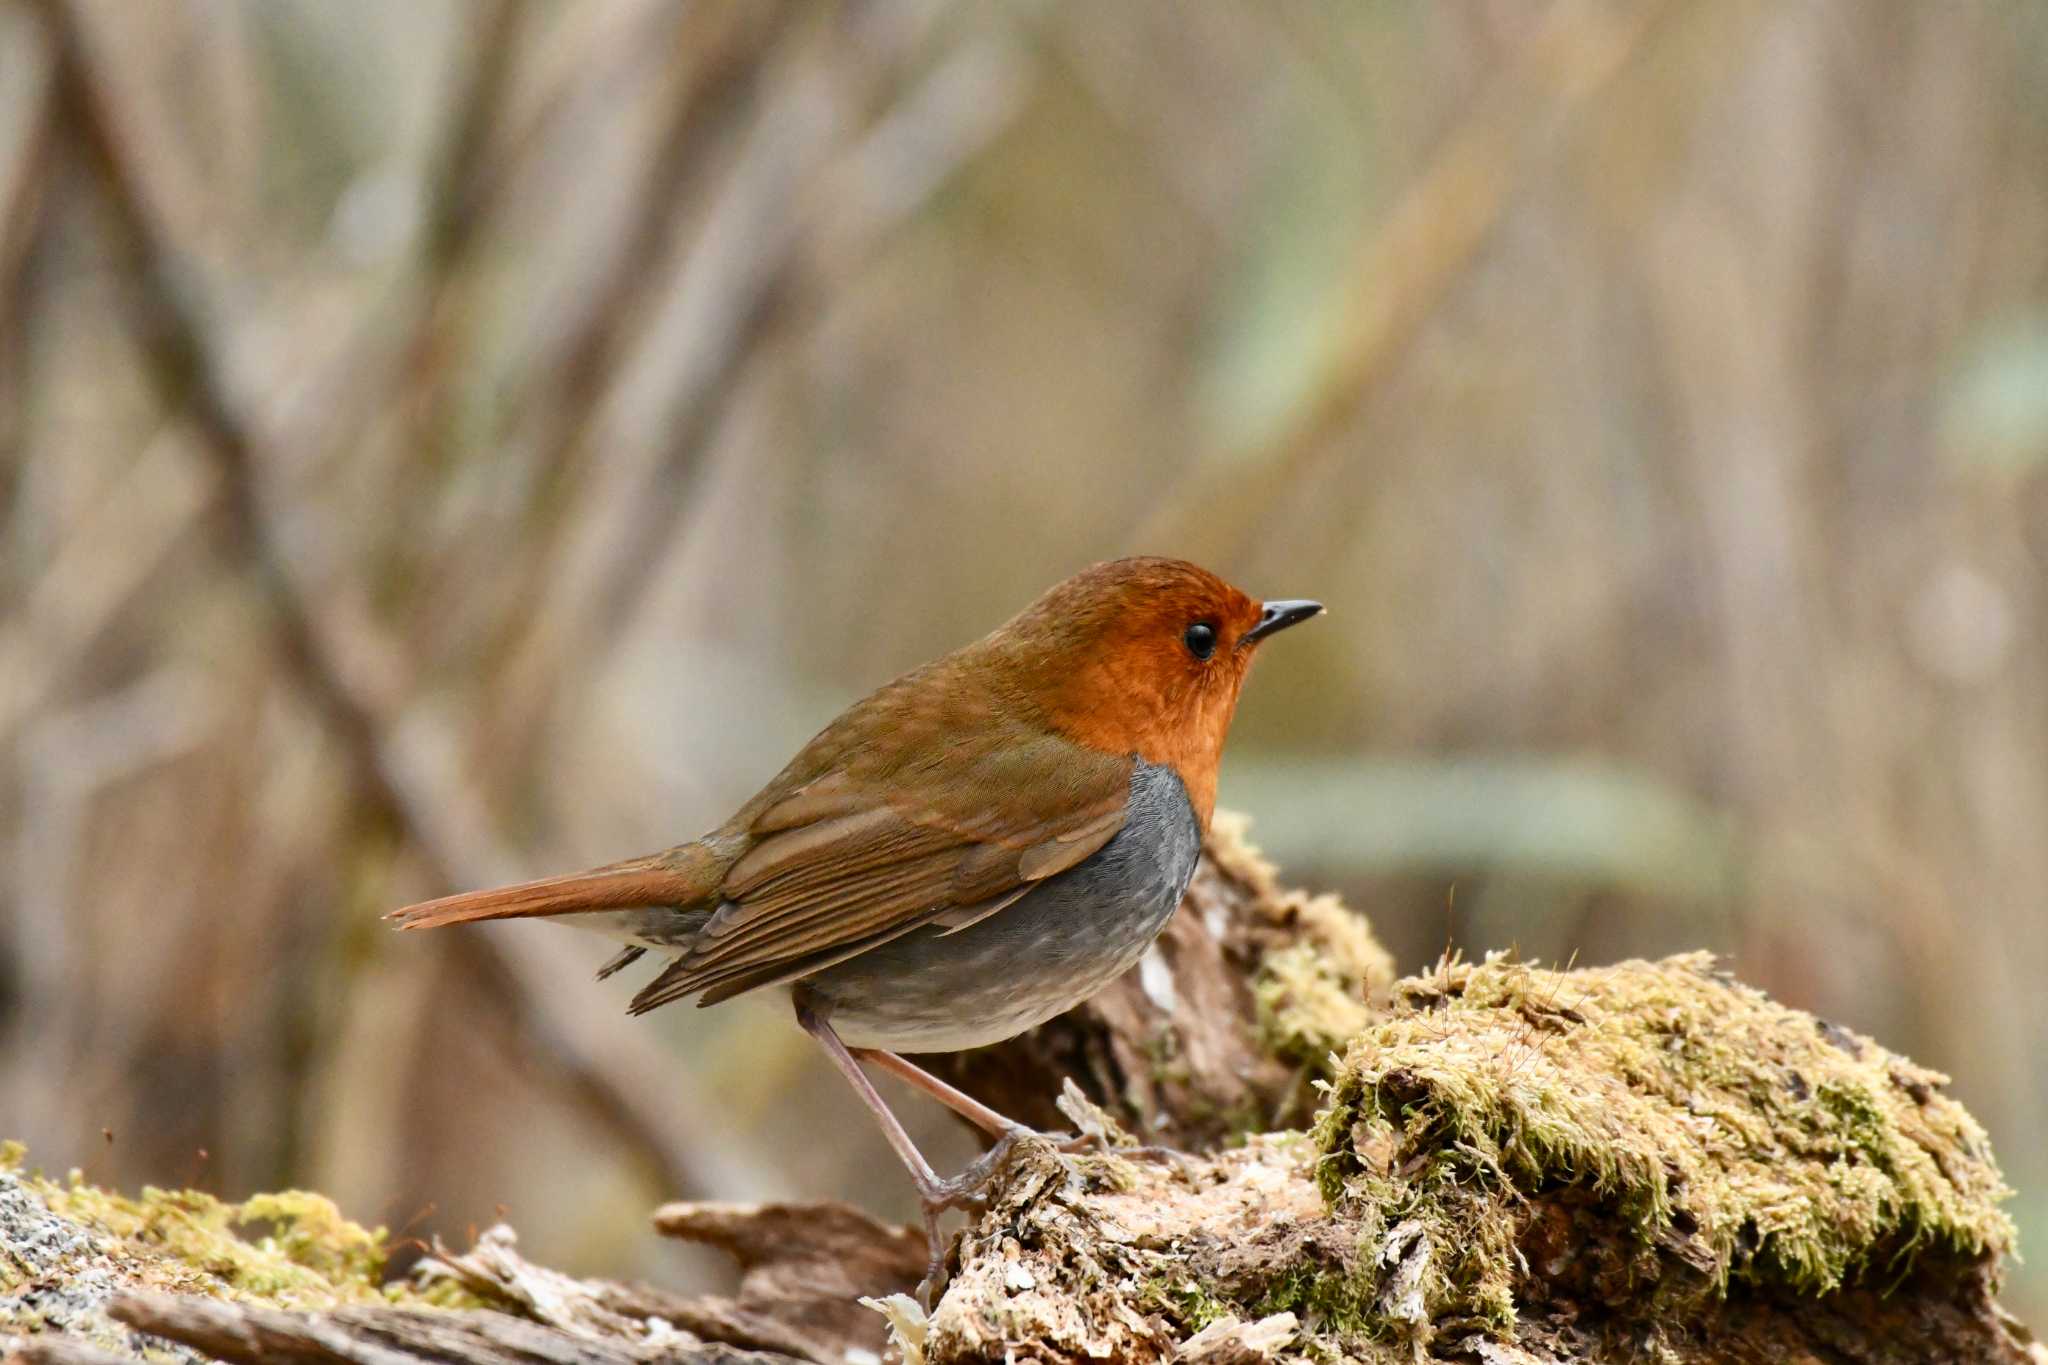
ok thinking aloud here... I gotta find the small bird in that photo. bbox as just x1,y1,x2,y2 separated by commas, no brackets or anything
390,557,1320,1277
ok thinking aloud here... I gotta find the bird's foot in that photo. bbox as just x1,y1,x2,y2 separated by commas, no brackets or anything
1045,1077,1187,1168
911,1126,1081,1306
964,1124,1188,1186
913,1199,949,1310
910,1129,1041,1307
972,1122,1187,1169
1050,1130,1197,1182
909,1128,1195,1306
956,1124,1049,1193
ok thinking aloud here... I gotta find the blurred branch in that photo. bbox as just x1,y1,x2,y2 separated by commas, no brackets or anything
595,27,1031,644
455,2,794,744
1135,0,1688,563
505,4,790,448
473,3,681,215
0,430,216,740
0,5,54,334
9,669,217,1141
47,2,212,257
418,0,522,276
482,22,1032,767
0,2,55,507
41,0,757,1204
275,0,527,481
341,0,523,475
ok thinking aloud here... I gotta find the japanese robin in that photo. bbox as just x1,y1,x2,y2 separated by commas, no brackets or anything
390,557,1321,1283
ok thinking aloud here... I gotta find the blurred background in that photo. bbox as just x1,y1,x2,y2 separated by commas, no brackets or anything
3,0,2046,1319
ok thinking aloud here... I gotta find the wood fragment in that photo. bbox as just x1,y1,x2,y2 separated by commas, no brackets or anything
4,1338,141,1365
106,1294,799,1365
419,1224,831,1365
652,1200,926,1360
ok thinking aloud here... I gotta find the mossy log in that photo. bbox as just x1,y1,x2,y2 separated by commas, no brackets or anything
4,820,2041,1364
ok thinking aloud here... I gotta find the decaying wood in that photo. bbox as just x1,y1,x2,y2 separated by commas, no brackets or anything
6,1338,137,1365
900,1106,2037,1364
104,1294,793,1365
648,1200,927,1360
414,1225,826,1363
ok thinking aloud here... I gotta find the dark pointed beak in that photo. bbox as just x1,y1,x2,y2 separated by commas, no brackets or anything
1242,598,1323,646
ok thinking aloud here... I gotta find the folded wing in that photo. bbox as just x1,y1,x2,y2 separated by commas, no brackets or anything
628,743,1133,1013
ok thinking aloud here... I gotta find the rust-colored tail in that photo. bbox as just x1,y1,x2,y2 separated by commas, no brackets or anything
388,849,717,931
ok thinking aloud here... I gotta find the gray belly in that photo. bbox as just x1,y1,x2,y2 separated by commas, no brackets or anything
800,760,1201,1052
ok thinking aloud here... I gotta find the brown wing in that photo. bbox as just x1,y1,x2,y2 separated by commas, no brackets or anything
627,734,1133,1015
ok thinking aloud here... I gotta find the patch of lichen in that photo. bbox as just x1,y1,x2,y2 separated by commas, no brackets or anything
1207,811,1396,1068
1309,952,2015,1345
3,1145,476,1311
46,1182,387,1308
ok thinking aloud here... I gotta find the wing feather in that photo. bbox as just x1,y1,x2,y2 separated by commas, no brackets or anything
634,919,932,1014
633,742,1135,1011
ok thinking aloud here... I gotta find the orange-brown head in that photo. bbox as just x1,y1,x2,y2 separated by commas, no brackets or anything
977,557,1321,826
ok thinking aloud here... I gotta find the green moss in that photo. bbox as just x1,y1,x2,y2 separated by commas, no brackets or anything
1068,1152,1141,1193
1142,1276,1234,1332
5,1152,486,1311
1255,939,1375,1065
1309,953,2015,1343
38,1176,394,1308
1207,811,1396,1072
1250,1260,1383,1339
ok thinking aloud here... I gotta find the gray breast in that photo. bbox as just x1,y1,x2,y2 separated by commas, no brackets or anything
803,759,1201,1053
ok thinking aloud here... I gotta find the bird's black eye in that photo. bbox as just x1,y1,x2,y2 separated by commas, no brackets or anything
1183,621,1218,660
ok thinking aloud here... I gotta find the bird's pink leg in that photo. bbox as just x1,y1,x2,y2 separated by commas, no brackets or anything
851,1040,1174,1169
851,1048,1025,1140
795,992,1009,1303
795,996,948,1194
853,1046,1180,1166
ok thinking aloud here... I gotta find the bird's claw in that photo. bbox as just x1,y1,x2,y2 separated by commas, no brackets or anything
989,1125,1190,1169
909,1126,1088,1307
1047,1128,1186,1168
914,1202,948,1310
911,1129,1038,1307
910,1128,1194,1306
